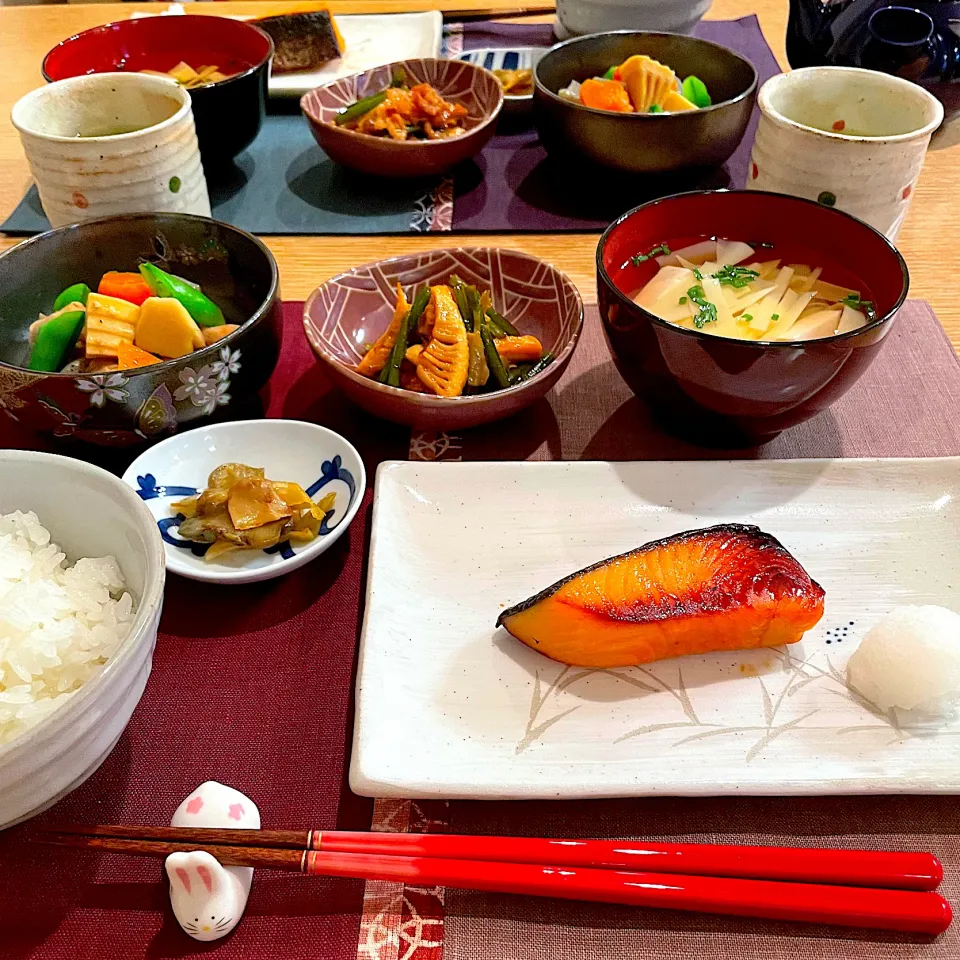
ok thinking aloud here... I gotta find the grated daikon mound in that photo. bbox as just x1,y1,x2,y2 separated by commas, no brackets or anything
0,510,136,746
847,605,960,718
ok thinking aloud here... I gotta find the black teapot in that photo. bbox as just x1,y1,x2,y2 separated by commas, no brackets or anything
787,0,960,83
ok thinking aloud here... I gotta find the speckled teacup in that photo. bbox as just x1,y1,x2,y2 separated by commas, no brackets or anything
12,72,210,229
747,66,943,240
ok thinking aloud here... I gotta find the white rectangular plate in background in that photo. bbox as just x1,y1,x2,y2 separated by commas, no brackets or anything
351,459,960,799
268,12,444,98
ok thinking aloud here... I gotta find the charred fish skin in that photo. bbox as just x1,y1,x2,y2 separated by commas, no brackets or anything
256,11,343,74
497,524,825,669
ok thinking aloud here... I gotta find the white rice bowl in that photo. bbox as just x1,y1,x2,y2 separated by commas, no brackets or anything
0,509,136,745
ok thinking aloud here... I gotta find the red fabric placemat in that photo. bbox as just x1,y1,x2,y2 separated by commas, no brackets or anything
1,299,959,960
0,305,408,960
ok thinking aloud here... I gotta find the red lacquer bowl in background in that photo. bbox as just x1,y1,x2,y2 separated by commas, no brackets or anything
596,190,909,446
42,16,273,166
303,248,583,430
301,58,504,179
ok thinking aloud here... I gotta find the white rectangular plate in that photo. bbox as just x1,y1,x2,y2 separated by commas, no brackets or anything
268,12,443,98
351,459,960,799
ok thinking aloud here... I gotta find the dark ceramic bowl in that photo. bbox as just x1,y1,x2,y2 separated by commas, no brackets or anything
596,189,909,445
42,16,273,167
534,31,757,173
303,248,583,430
301,58,504,179
0,213,281,447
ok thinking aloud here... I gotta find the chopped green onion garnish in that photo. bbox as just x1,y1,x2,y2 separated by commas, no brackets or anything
648,104,663,113
630,243,671,267
771,313,780,321
840,292,877,321
678,296,688,304
712,265,760,288
687,285,717,328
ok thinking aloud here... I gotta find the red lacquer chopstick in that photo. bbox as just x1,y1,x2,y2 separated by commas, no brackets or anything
56,824,942,891
303,850,952,935
308,831,944,892
39,833,953,936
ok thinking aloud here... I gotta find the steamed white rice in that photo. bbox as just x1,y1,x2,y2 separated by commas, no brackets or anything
0,510,136,745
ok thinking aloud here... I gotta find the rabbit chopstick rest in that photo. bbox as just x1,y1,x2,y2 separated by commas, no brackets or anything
165,781,260,941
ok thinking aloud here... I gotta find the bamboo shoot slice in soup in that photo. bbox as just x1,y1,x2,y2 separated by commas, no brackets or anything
630,238,874,342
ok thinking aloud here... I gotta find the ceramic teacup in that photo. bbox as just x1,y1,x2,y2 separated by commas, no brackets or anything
554,0,710,39
12,72,210,229
747,66,943,240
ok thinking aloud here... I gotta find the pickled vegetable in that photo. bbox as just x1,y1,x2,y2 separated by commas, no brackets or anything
172,462,337,563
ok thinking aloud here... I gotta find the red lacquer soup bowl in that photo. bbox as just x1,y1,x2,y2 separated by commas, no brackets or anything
303,248,583,430
43,16,273,166
596,190,909,446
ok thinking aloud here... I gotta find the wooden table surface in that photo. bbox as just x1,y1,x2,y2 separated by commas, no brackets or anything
1,0,956,347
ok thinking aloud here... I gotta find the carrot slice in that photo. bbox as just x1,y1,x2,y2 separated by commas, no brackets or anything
98,271,153,306
579,78,633,113
116,341,161,370
495,335,543,363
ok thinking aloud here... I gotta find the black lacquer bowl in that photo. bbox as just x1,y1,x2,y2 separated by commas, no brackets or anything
0,213,281,447
533,31,757,174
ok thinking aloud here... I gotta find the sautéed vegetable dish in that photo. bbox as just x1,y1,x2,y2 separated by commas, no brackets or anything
356,276,552,397
334,69,468,141
632,238,874,341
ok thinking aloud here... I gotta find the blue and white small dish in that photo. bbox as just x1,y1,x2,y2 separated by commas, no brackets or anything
121,419,366,585
458,47,545,114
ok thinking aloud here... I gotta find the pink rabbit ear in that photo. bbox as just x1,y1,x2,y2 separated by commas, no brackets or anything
185,796,204,815
196,864,214,893
175,868,191,893
228,802,245,821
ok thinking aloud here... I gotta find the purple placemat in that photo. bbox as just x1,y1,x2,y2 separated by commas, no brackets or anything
447,16,780,231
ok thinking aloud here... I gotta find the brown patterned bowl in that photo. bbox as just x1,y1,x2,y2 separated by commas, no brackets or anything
303,248,583,430
0,213,281,448
300,58,504,179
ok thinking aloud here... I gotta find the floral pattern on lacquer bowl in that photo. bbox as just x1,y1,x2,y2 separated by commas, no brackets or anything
0,213,281,447
300,58,504,178
303,247,584,430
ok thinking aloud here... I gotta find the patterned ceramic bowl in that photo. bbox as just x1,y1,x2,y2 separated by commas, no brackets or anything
300,58,504,178
0,213,281,448
458,47,545,115
122,419,366,585
303,248,584,430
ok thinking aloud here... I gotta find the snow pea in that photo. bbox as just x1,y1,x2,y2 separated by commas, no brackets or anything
53,283,90,313
138,263,224,327
28,309,85,372
681,75,712,108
